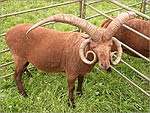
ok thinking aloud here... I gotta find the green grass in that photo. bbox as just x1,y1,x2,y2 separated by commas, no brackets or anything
0,0,150,112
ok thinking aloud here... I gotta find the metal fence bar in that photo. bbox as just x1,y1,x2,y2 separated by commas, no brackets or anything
78,0,83,32
111,37,150,82
0,33,6,37
142,0,147,14
109,0,150,20
0,72,14,79
110,66,150,97
83,0,87,19
123,24,150,40
86,4,150,41
112,53,150,81
140,0,145,13
120,58,150,82
118,37,150,62
0,1,81,38
0,66,34,79
0,49,10,54
0,0,81,19
146,11,150,14
86,2,142,20
0,61,14,68
79,0,83,18
88,0,103,5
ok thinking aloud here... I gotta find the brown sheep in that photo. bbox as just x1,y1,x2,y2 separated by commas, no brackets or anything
101,18,150,58
5,12,135,107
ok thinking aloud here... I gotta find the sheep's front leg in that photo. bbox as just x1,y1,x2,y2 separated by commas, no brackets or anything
67,76,76,108
77,76,84,96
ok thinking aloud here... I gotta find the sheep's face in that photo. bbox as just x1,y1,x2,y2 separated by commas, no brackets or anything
90,39,113,69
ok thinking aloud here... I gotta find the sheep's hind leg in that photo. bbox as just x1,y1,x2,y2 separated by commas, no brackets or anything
77,76,84,96
24,62,32,77
13,55,28,97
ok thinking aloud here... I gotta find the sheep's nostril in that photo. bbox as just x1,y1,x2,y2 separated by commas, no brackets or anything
100,63,110,69
101,63,106,68
101,63,104,67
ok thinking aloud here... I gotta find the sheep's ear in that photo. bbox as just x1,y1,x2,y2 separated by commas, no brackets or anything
80,33,90,39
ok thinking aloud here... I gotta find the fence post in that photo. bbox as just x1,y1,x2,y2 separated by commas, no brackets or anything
79,0,87,32
79,0,83,18
140,0,147,14
82,0,87,19
78,0,83,32
79,0,86,19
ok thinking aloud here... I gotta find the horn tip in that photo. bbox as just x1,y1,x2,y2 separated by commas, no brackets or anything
126,11,136,18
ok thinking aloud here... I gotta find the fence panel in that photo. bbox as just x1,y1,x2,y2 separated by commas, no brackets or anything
0,0,149,97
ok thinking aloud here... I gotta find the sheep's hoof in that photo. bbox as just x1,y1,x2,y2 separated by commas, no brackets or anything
76,91,83,97
67,99,76,108
21,92,28,97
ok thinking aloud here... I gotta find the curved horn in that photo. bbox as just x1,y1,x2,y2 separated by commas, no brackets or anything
79,39,97,64
26,14,101,41
111,37,122,65
104,12,136,40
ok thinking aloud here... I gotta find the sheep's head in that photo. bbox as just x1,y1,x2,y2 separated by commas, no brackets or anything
84,32,124,69
90,37,112,69
79,12,135,69
26,12,136,70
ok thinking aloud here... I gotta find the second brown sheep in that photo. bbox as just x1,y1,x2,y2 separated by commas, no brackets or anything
101,18,150,58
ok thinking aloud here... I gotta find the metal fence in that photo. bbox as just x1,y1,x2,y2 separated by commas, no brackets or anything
0,0,150,97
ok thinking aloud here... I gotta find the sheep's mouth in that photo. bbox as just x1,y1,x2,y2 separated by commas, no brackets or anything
98,63,110,70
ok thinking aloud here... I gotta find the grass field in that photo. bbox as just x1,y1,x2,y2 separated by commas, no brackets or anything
0,0,150,112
